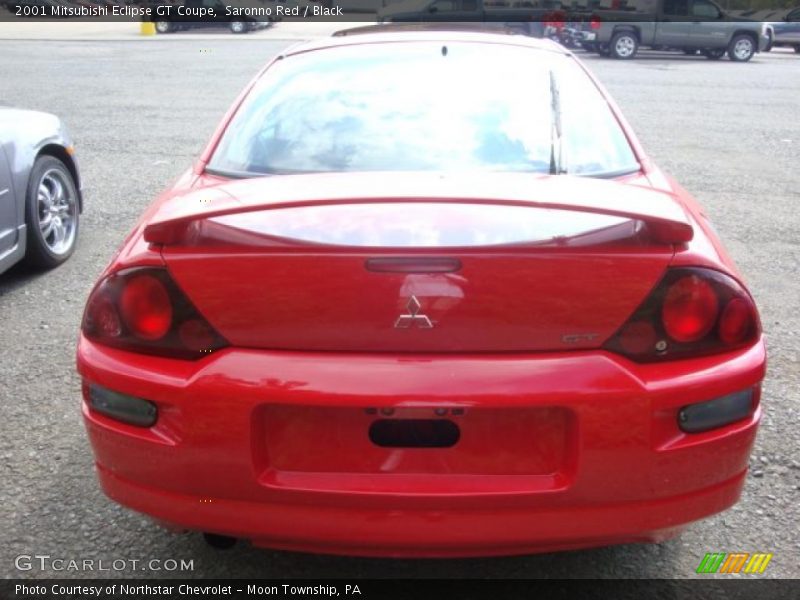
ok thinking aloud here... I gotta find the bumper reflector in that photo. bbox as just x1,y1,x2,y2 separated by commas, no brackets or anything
678,389,754,433
89,384,157,427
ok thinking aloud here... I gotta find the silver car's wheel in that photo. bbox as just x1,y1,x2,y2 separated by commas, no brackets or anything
155,20,171,34
229,21,246,34
37,169,77,256
24,156,80,269
728,35,755,62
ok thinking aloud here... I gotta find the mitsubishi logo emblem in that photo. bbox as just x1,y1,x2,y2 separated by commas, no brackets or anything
394,296,433,329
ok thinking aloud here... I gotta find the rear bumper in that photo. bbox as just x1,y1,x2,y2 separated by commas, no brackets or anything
78,336,765,557
97,464,744,557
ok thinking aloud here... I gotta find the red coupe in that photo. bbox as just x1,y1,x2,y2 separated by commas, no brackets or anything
77,31,765,557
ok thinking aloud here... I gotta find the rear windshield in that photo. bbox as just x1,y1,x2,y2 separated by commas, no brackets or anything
208,42,639,178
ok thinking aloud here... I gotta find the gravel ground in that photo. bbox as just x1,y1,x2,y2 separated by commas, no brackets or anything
0,40,798,579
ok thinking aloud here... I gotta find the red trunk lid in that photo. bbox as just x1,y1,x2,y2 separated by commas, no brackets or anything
155,173,683,352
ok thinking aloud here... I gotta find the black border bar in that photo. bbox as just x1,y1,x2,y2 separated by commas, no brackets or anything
2,579,799,600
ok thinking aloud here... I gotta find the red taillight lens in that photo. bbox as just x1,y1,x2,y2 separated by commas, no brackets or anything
120,274,172,340
590,17,602,30
661,275,718,343
718,297,756,345
89,296,122,338
178,319,216,353
617,321,657,355
605,267,759,362
82,267,227,359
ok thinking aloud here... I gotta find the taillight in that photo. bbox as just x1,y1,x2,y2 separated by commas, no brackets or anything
718,297,754,345
590,16,602,30
605,267,759,362
120,274,172,341
82,267,227,359
661,275,718,343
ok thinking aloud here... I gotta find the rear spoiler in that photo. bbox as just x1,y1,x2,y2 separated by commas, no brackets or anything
144,172,693,246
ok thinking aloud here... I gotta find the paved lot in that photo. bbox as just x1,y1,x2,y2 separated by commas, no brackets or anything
0,38,798,579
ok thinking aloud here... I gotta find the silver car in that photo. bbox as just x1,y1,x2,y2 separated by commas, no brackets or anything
0,108,82,275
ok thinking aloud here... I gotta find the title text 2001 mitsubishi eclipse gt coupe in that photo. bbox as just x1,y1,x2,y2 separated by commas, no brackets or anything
77,32,765,557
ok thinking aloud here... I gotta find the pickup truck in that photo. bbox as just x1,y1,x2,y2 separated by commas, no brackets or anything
576,0,771,61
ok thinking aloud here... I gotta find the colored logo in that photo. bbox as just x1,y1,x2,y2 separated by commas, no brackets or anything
696,552,773,574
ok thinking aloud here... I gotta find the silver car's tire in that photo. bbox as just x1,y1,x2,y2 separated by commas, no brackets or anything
728,34,756,62
154,20,172,34
24,156,79,269
610,32,638,60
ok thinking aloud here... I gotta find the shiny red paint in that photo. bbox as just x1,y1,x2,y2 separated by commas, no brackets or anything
77,32,766,557
163,250,669,353
79,337,764,556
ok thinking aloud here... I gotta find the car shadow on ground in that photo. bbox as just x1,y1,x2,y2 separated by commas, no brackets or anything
0,261,49,297
579,50,791,64
166,529,688,578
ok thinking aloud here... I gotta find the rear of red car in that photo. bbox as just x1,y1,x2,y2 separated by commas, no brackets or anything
77,34,765,556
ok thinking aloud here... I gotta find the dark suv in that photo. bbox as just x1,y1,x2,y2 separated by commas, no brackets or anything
152,0,271,34
768,7,800,53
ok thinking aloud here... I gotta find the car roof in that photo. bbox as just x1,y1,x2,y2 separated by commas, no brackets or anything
281,30,570,60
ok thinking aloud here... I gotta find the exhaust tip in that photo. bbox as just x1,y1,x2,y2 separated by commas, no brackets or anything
203,533,237,550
